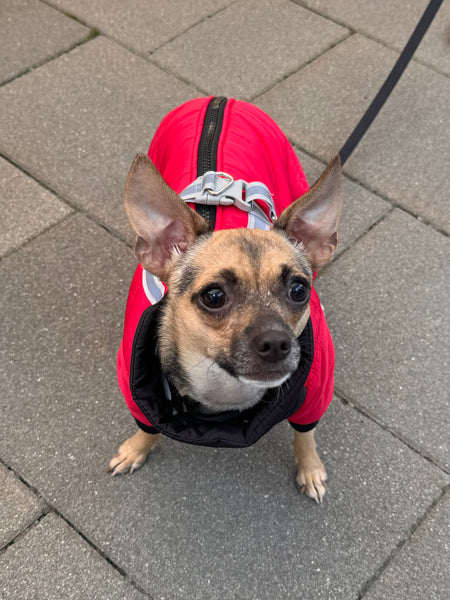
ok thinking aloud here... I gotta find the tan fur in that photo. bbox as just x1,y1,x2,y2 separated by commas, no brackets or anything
162,230,310,359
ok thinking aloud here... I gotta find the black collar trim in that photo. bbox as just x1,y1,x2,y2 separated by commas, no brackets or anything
129,298,314,448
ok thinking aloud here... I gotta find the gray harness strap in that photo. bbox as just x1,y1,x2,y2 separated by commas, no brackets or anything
180,171,276,231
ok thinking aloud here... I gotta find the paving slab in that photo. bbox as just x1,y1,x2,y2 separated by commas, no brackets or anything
364,490,450,600
47,0,233,54
0,213,448,598
0,464,45,549
0,213,135,477
315,209,450,471
0,156,72,257
296,150,391,256
0,0,89,85
0,513,146,600
257,34,450,233
294,0,450,76
0,36,198,243
152,0,348,100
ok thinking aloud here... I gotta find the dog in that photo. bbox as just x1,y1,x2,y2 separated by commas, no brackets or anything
109,97,342,503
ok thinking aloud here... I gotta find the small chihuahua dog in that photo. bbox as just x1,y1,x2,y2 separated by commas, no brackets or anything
110,98,342,503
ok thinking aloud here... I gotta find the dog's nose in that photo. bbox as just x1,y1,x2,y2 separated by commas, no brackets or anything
251,330,292,363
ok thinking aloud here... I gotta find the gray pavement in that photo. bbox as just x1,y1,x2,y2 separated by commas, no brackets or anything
1,1,449,599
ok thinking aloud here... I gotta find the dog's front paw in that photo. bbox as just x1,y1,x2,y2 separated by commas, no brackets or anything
293,429,327,503
109,429,160,476
295,462,327,504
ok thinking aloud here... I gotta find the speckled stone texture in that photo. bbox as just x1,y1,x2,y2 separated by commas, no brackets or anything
48,0,233,53
294,0,450,76
364,491,450,600
152,0,348,100
315,209,450,470
0,214,448,598
0,514,146,600
0,37,198,243
295,150,391,256
0,464,45,549
0,0,89,84
0,157,71,257
257,34,450,233
1,2,449,598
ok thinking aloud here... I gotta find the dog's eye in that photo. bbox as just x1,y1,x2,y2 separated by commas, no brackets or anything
200,286,227,310
288,279,310,304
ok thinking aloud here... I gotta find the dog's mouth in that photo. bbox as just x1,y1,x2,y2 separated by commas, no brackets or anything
237,371,293,389
216,348,300,389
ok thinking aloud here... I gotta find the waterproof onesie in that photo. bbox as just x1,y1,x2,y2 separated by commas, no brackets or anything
117,97,335,448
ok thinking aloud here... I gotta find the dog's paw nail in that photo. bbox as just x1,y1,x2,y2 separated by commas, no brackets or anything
130,461,143,474
313,483,326,504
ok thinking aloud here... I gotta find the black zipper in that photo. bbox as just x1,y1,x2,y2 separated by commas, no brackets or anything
196,96,228,229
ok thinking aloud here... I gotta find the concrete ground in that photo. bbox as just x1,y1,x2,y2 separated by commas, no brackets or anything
1,1,449,598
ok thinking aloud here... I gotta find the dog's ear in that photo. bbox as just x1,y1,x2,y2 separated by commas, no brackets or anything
275,155,343,269
124,154,208,278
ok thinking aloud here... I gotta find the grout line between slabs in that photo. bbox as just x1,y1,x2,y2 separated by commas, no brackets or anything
315,207,395,280
250,29,354,102
146,55,211,97
3,1,446,97
0,211,76,262
39,1,149,58
41,0,239,61
357,484,450,599
0,510,50,556
146,0,240,57
0,28,99,89
290,142,450,240
287,0,449,79
1,4,448,599
0,7,447,247
331,394,450,595
335,392,450,476
0,152,133,258
0,458,154,599
1,206,133,261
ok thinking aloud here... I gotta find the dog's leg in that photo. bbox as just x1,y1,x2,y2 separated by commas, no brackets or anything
293,429,327,503
109,429,160,476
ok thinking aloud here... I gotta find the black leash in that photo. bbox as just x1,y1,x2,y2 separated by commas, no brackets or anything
338,0,444,166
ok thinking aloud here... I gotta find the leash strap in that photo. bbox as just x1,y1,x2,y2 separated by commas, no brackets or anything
180,171,277,230
339,0,444,166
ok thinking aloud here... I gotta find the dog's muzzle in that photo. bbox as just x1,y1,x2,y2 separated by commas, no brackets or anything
230,322,300,384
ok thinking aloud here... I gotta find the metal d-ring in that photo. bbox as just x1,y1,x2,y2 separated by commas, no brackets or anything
207,172,234,196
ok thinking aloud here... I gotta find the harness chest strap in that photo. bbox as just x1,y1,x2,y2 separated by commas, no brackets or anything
180,171,277,231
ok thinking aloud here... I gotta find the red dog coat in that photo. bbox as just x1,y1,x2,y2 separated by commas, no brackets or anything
117,97,335,445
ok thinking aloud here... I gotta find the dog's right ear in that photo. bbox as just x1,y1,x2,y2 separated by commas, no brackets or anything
124,154,208,278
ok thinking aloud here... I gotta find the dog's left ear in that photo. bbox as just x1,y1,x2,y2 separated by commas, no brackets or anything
275,155,343,269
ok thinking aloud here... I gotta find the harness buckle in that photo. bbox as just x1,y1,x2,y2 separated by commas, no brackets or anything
180,171,277,227
206,172,234,196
